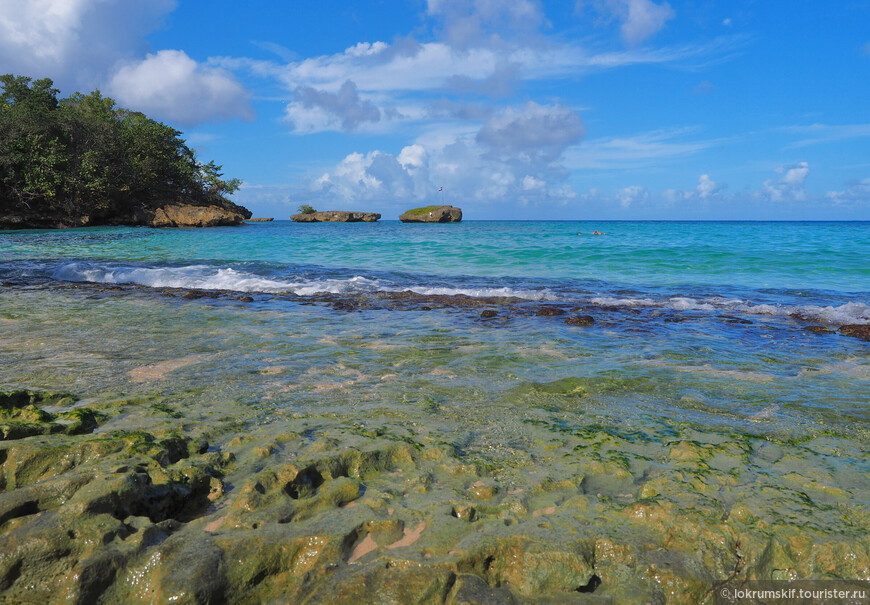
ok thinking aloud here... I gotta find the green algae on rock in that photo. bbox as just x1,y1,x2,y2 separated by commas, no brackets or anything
0,389,104,440
399,205,462,223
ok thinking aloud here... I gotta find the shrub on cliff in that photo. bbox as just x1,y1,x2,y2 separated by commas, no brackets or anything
0,74,241,222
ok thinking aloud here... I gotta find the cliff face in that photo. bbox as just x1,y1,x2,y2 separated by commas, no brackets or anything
0,199,252,229
399,205,462,223
290,211,381,223
145,202,251,228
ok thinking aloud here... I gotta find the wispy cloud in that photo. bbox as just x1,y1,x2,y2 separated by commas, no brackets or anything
212,33,742,136
564,128,719,170
783,123,870,148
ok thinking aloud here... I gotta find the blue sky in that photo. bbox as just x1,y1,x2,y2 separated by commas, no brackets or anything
1,0,869,220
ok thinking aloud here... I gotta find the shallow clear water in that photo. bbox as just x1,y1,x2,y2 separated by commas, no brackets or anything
1,221,869,599
2,219,869,465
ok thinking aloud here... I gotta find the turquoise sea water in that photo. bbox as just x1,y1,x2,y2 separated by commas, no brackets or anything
2,219,869,432
2,220,870,322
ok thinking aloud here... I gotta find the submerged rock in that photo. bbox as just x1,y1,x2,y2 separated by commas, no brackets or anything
804,325,834,334
839,324,870,341
564,315,594,326
399,205,462,223
535,306,566,316
290,211,380,223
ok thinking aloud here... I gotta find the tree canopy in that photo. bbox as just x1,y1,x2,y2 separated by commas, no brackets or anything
0,74,241,222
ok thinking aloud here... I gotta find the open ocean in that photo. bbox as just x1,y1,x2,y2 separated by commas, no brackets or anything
1,220,869,601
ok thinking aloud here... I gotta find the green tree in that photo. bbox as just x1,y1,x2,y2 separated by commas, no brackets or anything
198,160,242,197
1,74,243,224
0,75,67,212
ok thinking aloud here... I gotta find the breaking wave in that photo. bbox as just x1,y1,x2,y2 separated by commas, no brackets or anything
52,262,557,301
590,296,870,325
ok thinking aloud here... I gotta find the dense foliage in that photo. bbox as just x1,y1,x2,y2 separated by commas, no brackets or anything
297,204,316,214
0,75,240,221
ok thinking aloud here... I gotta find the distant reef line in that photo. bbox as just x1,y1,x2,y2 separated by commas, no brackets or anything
289,205,462,223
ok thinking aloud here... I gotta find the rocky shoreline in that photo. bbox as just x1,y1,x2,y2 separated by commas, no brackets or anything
1,280,869,603
2,377,868,602
0,200,252,230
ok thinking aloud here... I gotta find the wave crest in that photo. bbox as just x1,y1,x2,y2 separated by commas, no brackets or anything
52,262,556,301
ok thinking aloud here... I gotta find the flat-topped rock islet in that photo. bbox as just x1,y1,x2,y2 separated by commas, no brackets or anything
291,211,381,222
399,205,462,223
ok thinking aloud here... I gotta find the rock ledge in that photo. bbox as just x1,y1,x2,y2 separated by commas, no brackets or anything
399,205,462,223
291,211,380,223
0,200,251,229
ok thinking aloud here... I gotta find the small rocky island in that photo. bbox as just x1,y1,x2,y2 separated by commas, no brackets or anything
399,205,462,223
0,74,250,229
291,208,380,222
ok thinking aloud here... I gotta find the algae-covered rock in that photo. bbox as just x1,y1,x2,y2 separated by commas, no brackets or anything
0,425,230,604
564,315,594,326
449,574,519,605
458,537,597,596
0,389,102,441
399,205,462,223
302,564,456,604
839,324,870,341
1,395,869,603
0,390,77,408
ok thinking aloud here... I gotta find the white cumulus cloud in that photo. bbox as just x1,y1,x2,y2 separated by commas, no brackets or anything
615,185,649,207
426,0,545,49
581,0,675,46
476,102,585,160
287,80,382,132
306,109,582,212
695,174,722,198
826,178,870,204
107,50,254,127
758,162,810,202
662,174,723,203
313,147,432,205
620,0,675,45
0,0,175,89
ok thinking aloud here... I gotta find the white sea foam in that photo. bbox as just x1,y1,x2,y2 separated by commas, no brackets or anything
591,296,870,325
53,263,389,295
50,262,870,322
52,263,556,301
